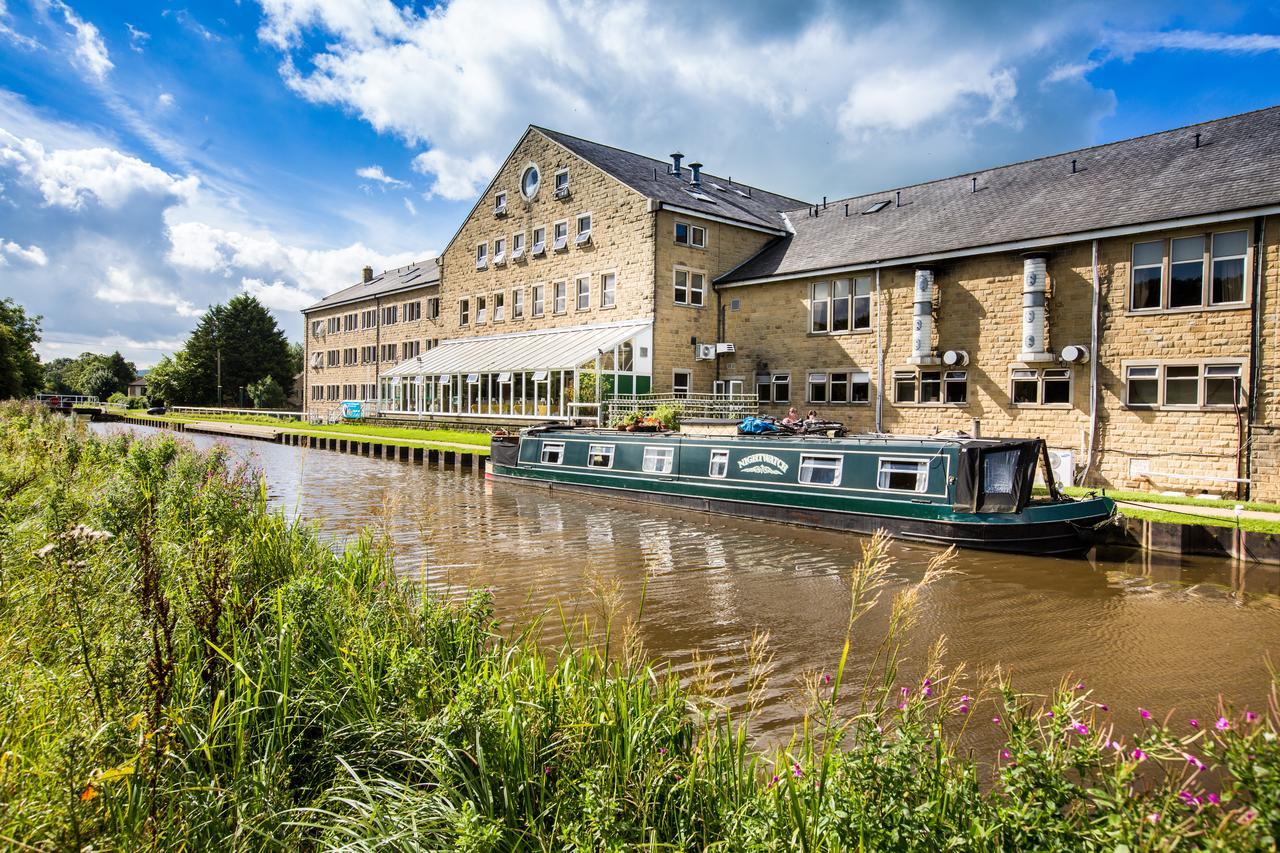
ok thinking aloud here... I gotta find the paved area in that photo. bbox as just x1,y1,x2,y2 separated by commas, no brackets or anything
1118,499,1280,524
185,420,282,440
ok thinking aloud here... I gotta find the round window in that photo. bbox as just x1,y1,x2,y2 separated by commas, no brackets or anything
520,164,540,199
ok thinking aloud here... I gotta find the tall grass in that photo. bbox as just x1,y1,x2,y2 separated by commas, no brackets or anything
0,401,1276,850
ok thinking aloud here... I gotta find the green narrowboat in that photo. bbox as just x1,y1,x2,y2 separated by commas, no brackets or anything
488,426,1115,556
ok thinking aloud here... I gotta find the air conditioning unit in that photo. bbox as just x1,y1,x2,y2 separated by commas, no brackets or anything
715,342,736,354
554,186,570,199
695,343,717,361
1035,450,1075,489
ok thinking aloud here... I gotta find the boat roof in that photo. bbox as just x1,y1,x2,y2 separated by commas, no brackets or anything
524,425,1034,449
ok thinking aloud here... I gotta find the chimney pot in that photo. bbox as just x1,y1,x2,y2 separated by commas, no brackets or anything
362,265,373,283
688,161,703,186
670,151,683,178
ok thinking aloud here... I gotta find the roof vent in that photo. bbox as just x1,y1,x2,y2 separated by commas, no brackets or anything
688,161,703,187
362,265,373,283
669,151,683,178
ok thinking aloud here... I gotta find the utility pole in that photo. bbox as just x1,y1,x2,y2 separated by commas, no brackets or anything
211,309,222,406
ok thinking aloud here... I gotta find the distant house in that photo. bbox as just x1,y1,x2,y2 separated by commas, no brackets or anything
127,377,148,398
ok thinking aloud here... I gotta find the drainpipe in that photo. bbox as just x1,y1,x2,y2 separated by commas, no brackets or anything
1080,240,1101,486
875,269,885,432
715,289,724,389
374,295,382,411
1246,215,1266,500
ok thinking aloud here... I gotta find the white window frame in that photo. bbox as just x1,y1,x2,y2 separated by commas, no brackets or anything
892,371,917,404
674,220,706,248
532,226,547,256
532,284,545,317
1129,239,1163,312
493,291,505,323
512,288,525,320
494,191,507,214
877,458,929,493
600,272,616,308
1123,360,1246,410
511,231,526,260
475,295,488,325
1210,230,1248,307
540,441,565,464
673,267,705,307
552,220,569,252
799,455,843,487
575,275,590,311
672,369,691,397
554,168,570,195
458,298,469,327
587,443,615,469
641,446,675,475
1129,230,1251,313
520,163,540,200
708,449,729,479
575,212,592,244
493,236,506,266
553,280,567,314
475,241,488,270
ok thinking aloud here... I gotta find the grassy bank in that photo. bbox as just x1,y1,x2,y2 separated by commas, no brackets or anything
128,411,491,454
2,402,1277,849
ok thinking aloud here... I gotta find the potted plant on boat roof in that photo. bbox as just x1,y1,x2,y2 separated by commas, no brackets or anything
617,411,643,431
651,403,682,432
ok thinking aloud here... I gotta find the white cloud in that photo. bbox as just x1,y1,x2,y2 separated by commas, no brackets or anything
412,148,498,201
0,238,48,266
240,276,318,311
157,92,175,109
402,196,416,216
356,163,408,188
1046,29,1280,85
838,57,1018,136
54,1,113,81
0,0,39,48
94,266,201,317
0,128,199,209
126,22,149,52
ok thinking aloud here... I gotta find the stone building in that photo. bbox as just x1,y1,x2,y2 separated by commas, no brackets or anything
301,261,443,418
304,107,1280,500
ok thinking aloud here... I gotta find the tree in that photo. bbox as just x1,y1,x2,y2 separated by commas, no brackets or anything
287,341,303,378
81,367,120,401
144,354,182,406
0,298,42,399
55,351,136,397
42,357,76,394
181,295,294,405
247,375,285,409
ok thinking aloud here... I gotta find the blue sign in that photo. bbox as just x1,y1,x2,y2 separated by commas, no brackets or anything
340,400,363,419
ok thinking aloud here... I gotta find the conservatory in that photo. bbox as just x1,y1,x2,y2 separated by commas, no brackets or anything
378,320,653,420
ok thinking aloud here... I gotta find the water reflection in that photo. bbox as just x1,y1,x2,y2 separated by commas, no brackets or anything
96,423,1280,736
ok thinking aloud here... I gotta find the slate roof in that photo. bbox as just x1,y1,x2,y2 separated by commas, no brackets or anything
303,260,440,313
533,126,808,232
720,105,1280,284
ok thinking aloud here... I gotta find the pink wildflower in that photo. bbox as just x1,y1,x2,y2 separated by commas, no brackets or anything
1071,722,1089,736
992,715,1001,724
1245,711,1259,724
1207,792,1221,806
1000,749,1011,760
1239,808,1258,826
1139,708,1152,720
1183,752,1205,771
1215,716,1230,731
1132,748,1147,762
1188,718,1199,729
1146,812,1160,824
792,763,803,779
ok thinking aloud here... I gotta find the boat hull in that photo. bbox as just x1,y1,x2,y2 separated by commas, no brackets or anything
488,464,1112,557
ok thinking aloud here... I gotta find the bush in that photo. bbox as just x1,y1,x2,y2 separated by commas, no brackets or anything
107,391,128,405
0,401,1276,850
125,395,149,410
650,402,681,430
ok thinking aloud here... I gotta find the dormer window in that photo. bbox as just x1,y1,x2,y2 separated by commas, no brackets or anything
493,236,506,265
575,213,592,245
511,232,525,260
475,242,487,270
493,191,508,217
553,221,569,252
554,168,570,199
531,227,546,256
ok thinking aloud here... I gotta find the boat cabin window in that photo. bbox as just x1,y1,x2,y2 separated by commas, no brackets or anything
587,444,615,468
708,450,729,478
642,446,675,474
540,442,565,464
877,458,928,493
981,449,1019,500
799,455,842,486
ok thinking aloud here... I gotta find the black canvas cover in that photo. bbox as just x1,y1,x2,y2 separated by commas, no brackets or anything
490,436,520,468
955,439,1043,513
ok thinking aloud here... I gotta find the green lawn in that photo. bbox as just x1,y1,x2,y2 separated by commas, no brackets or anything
1114,503,1280,535
126,412,491,453
1055,485,1280,515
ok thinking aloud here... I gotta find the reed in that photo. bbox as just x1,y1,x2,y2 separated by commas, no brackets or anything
0,401,1276,850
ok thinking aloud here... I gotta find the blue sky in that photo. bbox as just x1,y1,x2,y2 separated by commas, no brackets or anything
1,0,1279,366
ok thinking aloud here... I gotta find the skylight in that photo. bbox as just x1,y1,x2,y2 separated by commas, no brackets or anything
684,189,715,203
862,200,891,214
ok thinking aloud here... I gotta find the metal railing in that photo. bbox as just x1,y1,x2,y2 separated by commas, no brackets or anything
171,406,303,421
602,393,758,426
35,393,100,406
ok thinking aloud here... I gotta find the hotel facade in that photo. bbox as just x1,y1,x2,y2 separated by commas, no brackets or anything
303,107,1280,501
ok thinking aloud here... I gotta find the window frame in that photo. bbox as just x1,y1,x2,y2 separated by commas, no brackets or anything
554,167,569,195
641,446,675,475
1128,230,1252,314
458,298,470,327
708,449,729,479
531,226,547,257
531,284,545,317
876,457,929,494
674,220,706,248
672,369,691,398
600,271,617,308
1010,367,1073,408
512,288,525,320
575,274,590,311
540,441,565,465
575,212,592,244
1210,230,1248,306
587,443,615,469
552,280,567,314
1122,360,1246,410
475,241,488,270
673,266,706,307
493,236,506,265
511,231,526,260
552,219,569,252
798,454,843,487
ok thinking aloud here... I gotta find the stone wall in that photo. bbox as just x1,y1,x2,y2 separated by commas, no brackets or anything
301,283,444,418
439,130,655,339
722,216,1267,496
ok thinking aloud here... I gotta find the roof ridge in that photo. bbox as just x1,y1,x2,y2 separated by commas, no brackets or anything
795,103,1280,213
530,124,808,206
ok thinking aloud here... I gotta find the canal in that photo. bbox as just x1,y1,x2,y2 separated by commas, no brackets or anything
98,422,1280,738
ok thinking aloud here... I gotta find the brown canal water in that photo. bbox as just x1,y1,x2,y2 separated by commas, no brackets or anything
96,423,1280,741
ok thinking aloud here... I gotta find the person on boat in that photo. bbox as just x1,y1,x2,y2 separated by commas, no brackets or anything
805,409,821,425
782,407,800,425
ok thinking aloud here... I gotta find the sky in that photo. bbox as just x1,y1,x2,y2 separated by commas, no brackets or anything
1,1,1279,367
